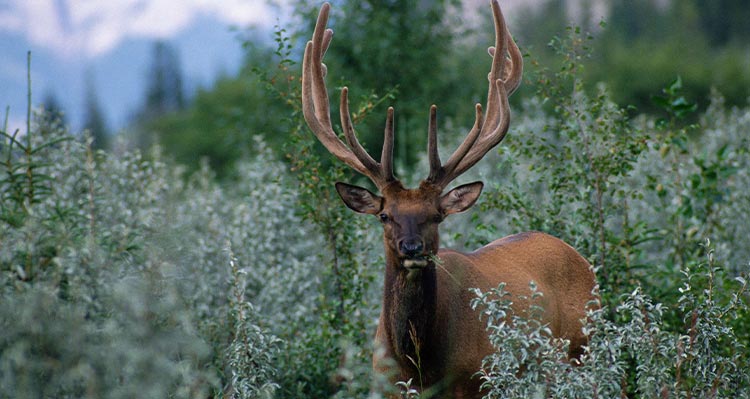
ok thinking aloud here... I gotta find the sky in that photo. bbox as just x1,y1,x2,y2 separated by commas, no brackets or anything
0,0,279,59
0,0,287,134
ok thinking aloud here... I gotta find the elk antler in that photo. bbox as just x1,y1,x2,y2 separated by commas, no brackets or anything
301,3,396,191
425,0,523,190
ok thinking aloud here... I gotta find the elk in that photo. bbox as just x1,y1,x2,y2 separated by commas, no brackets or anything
301,1,597,397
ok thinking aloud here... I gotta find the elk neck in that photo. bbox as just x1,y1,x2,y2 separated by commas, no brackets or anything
381,243,447,378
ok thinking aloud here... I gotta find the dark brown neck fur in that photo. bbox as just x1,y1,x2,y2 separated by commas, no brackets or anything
381,247,447,383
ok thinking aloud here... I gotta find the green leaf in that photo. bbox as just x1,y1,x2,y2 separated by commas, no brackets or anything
651,95,670,109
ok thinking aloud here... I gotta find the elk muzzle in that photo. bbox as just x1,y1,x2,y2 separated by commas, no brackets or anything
398,237,428,269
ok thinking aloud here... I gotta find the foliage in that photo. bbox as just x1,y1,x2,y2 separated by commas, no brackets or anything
140,41,186,118
516,0,750,114
225,249,280,399
441,23,750,313
1,112,217,398
2,9,749,399
128,41,187,152
472,241,748,398
135,40,293,178
594,0,750,112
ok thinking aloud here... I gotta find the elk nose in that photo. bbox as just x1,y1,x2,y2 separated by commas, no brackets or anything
399,238,424,257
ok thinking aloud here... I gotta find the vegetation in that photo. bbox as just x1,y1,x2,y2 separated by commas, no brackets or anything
82,69,110,150
520,0,750,114
1,0,749,398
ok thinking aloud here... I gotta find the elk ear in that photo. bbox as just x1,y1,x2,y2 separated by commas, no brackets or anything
335,182,384,215
440,181,483,215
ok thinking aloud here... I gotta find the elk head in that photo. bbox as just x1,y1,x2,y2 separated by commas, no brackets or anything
301,0,522,271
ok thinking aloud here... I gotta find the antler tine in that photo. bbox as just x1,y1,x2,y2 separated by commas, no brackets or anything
381,107,396,182
302,2,393,190
427,104,484,184
309,4,333,127
503,28,523,95
426,105,441,182
450,80,510,176
427,0,521,189
440,104,484,174
488,26,523,96
340,87,381,175
480,0,509,134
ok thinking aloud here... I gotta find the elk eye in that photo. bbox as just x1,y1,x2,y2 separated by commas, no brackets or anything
379,213,389,223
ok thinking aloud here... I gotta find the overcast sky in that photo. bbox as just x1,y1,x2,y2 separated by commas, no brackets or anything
0,0,282,59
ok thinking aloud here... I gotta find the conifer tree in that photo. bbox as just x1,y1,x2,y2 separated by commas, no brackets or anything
82,70,109,149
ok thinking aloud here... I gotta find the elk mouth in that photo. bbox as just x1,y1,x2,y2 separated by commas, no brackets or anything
402,257,429,270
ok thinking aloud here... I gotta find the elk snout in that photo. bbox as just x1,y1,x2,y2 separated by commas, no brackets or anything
398,238,424,258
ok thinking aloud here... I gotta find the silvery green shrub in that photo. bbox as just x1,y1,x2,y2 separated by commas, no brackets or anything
0,112,290,397
472,242,748,399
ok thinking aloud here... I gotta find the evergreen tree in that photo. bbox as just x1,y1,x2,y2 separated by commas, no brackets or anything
692,0,750,45
606,0,665,41
82,70,109,149
515,0,568,49
41,91,66,126
133,40,186,149
141,41,185,120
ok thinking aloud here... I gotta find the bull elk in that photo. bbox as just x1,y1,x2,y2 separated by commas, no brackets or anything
301,1,597,397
